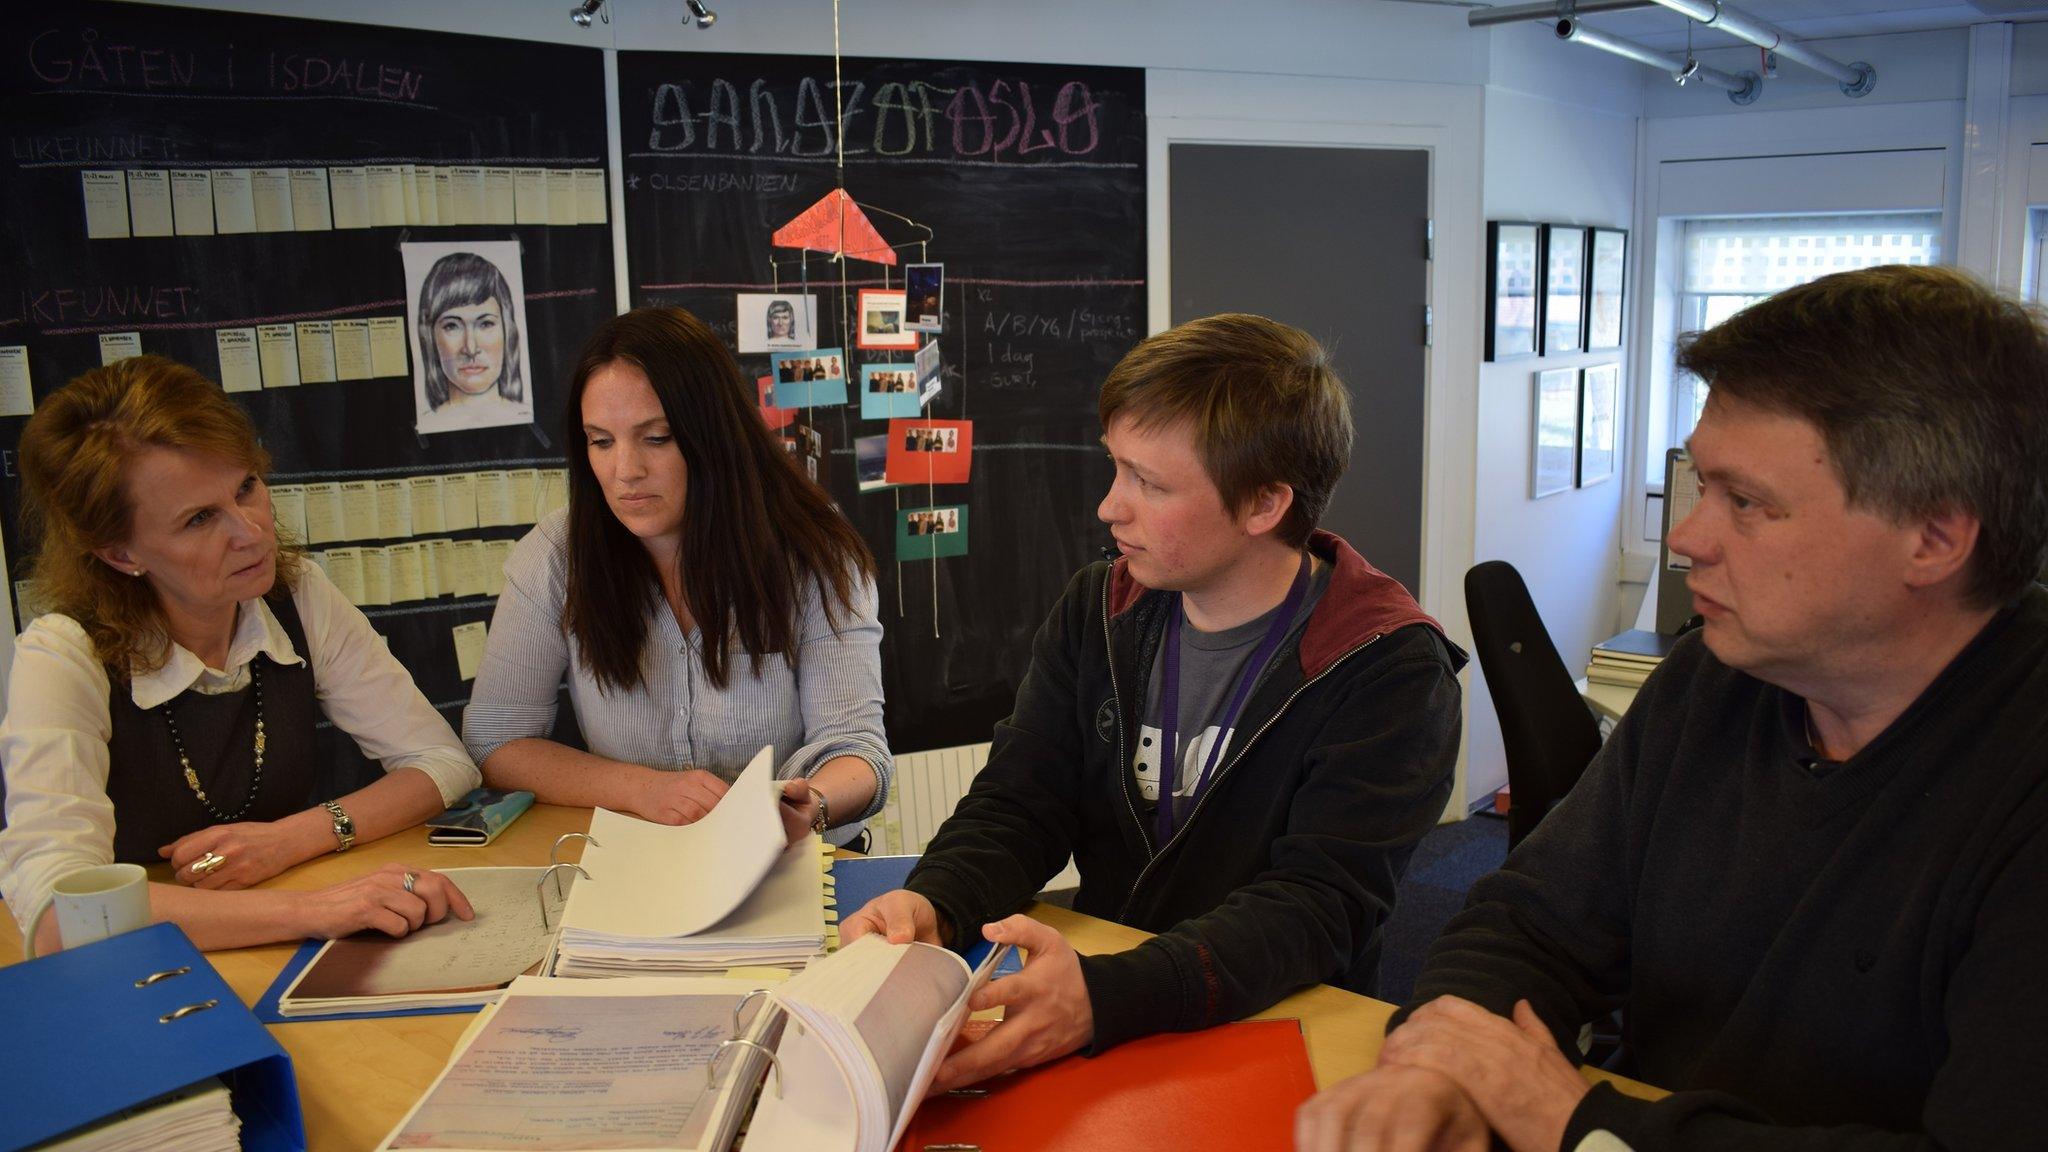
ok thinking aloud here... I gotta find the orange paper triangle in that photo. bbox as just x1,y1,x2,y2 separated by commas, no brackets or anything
772,189,899,265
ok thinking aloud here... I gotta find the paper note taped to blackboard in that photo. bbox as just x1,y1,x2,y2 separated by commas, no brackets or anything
453,621,489,681
215,328,261,393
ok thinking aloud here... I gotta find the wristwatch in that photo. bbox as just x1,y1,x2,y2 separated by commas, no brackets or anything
806,786,829,835
321,800,356,853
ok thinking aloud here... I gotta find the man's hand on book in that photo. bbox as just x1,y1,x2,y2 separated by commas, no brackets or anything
929,914,1093,1092
842,889,949,947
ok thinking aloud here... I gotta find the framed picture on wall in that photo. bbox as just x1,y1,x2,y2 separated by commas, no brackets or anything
1532,366,1579,499
1486,221,1542,361
1578,363,1619,487
1585,228,1627,351
1542,224,1587,357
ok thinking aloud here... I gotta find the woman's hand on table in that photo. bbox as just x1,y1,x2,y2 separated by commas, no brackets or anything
628,767,730,825
292,863,475,940
161,816,318,890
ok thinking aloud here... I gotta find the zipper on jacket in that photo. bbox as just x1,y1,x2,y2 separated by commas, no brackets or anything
1116,633,1384,923
1103,579,1153,859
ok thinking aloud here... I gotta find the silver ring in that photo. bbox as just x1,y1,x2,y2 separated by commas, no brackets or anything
190,851,227,876
402,871,419,894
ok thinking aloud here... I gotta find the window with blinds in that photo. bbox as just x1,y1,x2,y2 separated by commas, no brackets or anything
1671,213,1942,440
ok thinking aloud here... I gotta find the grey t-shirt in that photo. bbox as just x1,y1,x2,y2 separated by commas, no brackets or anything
1133,561,1331,809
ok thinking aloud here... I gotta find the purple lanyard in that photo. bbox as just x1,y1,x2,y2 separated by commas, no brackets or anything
1155,552,1311,845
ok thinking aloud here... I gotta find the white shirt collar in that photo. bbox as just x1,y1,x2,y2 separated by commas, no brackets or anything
128,596,306,711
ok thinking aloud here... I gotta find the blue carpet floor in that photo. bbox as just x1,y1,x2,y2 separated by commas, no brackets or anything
1379,811,1509,1006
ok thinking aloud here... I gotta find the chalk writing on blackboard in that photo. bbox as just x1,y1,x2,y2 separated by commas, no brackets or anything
647,75,1106,161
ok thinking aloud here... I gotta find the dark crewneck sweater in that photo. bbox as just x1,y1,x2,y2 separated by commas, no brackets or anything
1410,587,2048,1151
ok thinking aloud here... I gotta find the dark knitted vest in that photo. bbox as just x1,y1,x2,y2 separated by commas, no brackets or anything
104,593,320,862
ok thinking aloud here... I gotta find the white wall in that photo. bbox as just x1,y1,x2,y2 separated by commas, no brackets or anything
1462,21,1641,808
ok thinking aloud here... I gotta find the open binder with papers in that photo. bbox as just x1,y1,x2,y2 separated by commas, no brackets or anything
267,865,573,1018
743,934,1012,1152
0,922,306,1152
549,745,833,976
375,974,779,1152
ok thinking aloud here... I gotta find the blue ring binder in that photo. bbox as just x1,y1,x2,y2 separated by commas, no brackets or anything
0,922,307,1152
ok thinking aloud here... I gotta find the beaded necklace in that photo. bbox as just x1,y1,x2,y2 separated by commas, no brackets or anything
163,659,266,822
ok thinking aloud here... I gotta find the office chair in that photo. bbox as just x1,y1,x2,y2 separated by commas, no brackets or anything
1464,560,1605,851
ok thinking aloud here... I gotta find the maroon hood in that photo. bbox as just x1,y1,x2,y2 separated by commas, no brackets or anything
1106,529,1449,678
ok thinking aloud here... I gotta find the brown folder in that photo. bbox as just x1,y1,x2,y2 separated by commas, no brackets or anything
901,1017,1316,1151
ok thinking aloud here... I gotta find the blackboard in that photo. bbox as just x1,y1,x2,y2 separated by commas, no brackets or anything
617,51,1146,752
0,2,615,797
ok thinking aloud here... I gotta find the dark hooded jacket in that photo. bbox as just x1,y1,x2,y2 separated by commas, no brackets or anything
907,530,1465,1050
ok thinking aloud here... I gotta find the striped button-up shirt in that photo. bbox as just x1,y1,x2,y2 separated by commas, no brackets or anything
462,511,892,838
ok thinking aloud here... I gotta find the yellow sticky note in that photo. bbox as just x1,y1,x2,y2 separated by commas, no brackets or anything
269,485,308,544
453,620,489,680
474,470,513,528
339,480,378,542
323,547,366,605
507,469,540,527
442,473,479,532
302,483,344,545
482,538,514,598
376,479,413,539
359,547,392,607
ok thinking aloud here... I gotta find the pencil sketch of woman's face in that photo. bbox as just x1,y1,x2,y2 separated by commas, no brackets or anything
767,301,795,340
435,300,505,399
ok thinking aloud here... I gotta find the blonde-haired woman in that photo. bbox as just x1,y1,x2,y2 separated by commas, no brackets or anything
0,356,480,954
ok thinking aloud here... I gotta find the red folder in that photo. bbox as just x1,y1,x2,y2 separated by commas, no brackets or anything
901,1018,1316,1151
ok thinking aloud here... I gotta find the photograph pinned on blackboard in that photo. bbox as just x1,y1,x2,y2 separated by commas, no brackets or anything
862,363,923,419
885,418,973,485
403,240,535,436
897,505,969,560
857,289,919,351
855,435,895,492
769,349,847,408
757,374,796,430
915,339,942,404
737,293,819,353
782,418,828,486
904,263,944,333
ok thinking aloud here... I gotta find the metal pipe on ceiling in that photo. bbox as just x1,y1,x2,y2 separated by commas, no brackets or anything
1466,0,1657,30
1555,17,1761,103
1640,0,1876,95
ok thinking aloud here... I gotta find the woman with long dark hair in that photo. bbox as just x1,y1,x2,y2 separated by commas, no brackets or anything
462,307,889,842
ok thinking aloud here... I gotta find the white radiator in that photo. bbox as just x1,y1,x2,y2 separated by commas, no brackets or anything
877,742,1080,891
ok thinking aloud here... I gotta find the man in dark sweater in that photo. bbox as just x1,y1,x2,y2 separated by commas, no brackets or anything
842,314,1463,1090
1298,265,2048,1152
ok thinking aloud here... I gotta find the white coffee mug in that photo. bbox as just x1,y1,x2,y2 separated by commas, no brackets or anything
46,863,150,953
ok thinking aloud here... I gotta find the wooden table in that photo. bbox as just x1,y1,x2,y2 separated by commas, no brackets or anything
0,804,1658,1149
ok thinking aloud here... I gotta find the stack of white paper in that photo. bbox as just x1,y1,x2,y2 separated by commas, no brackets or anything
39,1078,239,1152
552,747,829,976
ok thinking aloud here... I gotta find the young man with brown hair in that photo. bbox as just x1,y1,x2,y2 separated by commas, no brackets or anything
1299,265,2048,1152
844,313,1464,1089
